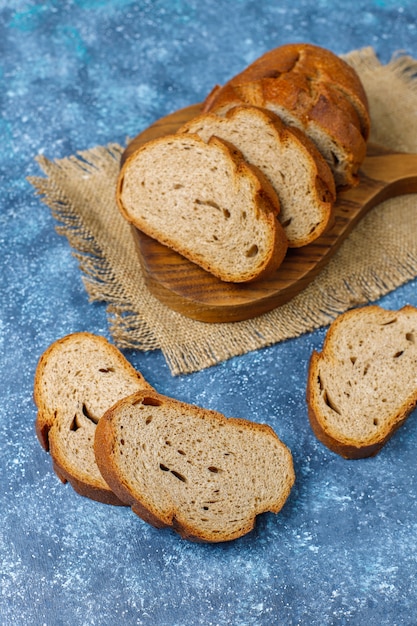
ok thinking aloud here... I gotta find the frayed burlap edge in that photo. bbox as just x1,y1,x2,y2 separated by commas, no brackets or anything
29,47,417,375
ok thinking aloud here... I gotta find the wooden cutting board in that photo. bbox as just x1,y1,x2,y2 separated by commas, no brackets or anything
122,104,417,323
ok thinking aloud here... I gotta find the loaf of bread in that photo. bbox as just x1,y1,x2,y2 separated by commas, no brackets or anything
117,133,288,282
34,332,153,504
94,390,295,542
203,43,370,188
307,305,417,459
179,105,336,247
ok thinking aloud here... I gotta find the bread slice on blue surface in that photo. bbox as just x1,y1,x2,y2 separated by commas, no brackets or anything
94,390,295,542
34,332,153,504
307,305,417,459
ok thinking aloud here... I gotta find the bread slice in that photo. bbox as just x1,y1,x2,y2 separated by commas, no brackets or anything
116,133,288,283
203,43,370,188
34,332,153,504
179,105,336,247
307,305,417,459
94,390,295,542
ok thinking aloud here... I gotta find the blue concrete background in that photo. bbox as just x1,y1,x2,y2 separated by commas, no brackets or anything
2,1,417,624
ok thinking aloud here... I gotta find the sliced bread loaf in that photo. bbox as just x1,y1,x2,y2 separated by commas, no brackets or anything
116,133,288,283
217,43,370,140
94,390,295,542
203,43,370,188
34,332,153,504
179,105,336,247
307,305,417,459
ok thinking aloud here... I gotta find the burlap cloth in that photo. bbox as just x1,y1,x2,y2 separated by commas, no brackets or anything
29,47,417,375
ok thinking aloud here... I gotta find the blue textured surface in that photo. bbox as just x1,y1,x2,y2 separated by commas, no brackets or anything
2,1,417,624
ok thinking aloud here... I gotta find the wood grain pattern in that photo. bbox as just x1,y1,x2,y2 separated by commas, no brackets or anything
122,105,417,323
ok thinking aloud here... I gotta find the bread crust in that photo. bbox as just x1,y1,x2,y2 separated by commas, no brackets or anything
52,458,125,506
117,134,288,283
203,43,370,188
94,390,295,542
306,305,417,459
224,43,370,139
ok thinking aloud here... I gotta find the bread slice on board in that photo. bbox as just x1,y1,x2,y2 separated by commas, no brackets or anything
307,305,417,459
179,105,336,247
94,390,295,542
203,43,370,188
116,133,288,283
34,332,153,505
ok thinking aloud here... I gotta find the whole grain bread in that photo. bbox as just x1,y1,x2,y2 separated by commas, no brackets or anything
179,105,336,247
94,390,295,542
307,305,417,459
203,43,370,188
34,332,153,504
116,133,288,283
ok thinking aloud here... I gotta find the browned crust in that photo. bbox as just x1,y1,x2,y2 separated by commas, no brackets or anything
35,412,51,451
52,458,126,506
204,43,370,139
203,84,223,111
94,390,295,542
202,43,370,188
117,134,288,283
250,43,369,137
306,306,417,459
170,512,256,543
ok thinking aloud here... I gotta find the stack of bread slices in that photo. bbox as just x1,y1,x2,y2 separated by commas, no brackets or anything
117,43,370,283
